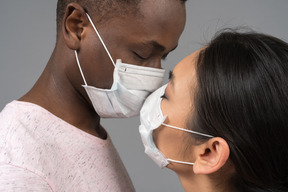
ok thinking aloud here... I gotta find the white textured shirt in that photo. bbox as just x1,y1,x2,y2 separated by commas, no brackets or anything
0,101,135,192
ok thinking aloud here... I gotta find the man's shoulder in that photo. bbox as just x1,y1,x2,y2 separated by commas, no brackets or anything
0,100,43,121
0,101,51,133
0,100,18,125
0,100,64,160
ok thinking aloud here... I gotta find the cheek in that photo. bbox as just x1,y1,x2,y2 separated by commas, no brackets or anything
160,99,168,116
152,126,163,149
162,101,191,127
152,125,185,157
80,37,115,88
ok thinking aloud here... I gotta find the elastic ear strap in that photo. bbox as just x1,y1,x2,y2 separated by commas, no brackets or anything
167,158,194,166
75,50,88,86
162,123,213,138
86,13,116,66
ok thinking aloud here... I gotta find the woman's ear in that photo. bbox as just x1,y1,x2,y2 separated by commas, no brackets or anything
62,3,88,50
193,137,229,175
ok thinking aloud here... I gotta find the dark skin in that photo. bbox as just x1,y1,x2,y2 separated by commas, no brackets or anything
20,0,186,139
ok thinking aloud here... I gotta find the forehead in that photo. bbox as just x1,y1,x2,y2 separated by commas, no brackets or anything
171,50,200,93
103,0,186,51
174,50,200,77
139,0,186,42
138,0,186,24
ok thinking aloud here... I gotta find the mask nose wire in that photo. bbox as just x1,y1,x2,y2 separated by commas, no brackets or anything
86,13,116,67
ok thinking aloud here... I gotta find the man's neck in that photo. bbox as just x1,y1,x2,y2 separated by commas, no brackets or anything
19,49,106,139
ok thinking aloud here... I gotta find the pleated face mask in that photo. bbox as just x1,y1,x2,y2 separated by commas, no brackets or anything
139,84,213,168
75,13,165,118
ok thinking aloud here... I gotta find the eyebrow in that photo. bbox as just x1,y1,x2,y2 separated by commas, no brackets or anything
141,41,178,59
169,70,175,88
148,40,166,52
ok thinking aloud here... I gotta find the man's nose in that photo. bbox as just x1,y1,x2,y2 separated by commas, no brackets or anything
144,58,162,69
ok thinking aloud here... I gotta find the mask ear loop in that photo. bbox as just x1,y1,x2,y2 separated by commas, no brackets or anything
167,159,195,166
75,50,88,86
86,13,116,67
161,123,214,166
74,13,117,86
162,123,214,138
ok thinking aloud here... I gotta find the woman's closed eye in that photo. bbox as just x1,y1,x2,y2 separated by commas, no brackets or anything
161,93,167,99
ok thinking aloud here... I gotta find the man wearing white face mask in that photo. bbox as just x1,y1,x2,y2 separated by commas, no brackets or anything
0,0,187,191
75,13,166,118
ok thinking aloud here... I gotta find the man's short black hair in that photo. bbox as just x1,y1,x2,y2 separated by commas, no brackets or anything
56,0,187,31
56,0,141,32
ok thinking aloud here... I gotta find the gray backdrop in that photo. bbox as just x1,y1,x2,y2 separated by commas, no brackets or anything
1,0,288,191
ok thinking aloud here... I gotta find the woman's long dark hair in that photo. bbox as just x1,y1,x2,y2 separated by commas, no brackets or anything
189,29,288,191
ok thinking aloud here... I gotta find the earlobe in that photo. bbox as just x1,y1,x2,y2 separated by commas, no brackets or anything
193,137,230,175
62,3,88,50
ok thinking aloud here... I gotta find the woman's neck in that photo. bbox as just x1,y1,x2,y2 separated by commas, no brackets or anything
178,173,233,192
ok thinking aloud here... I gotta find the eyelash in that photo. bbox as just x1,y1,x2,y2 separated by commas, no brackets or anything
161,53,169,60
168,70,173,79
161,94,167,99
160,71,173,100
133,51,169,61
133,51,148,61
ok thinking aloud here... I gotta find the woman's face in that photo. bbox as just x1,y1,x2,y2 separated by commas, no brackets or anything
153,50,201,171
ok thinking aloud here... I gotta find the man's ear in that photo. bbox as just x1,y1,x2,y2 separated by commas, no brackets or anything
193,137,229,175
62,3,88,50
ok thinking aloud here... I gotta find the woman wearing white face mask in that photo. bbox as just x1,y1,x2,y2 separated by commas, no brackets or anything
139,29,288,192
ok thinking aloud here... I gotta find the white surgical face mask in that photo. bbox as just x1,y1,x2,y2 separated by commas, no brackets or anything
139,84,213,168
75,13,165,118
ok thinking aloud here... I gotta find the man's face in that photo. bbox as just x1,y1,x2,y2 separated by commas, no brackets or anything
78,0,186,89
